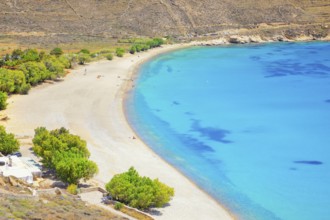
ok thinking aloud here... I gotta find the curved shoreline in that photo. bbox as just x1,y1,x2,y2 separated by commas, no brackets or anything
1,44,233,219
122,44,237,217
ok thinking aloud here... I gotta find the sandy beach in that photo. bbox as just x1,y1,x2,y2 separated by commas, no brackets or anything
0,44,233,220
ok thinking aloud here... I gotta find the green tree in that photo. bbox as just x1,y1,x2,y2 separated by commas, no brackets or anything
106,167,174,210
33,127,90,168
32,127,90,168
78,53,91,65
115,48,125,57
0,125,19,155
0,91,8,110
50,47,63,57
54,151,98,184
33,127,97,185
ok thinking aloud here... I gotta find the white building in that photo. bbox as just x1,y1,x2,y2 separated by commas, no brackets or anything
0,156,42,184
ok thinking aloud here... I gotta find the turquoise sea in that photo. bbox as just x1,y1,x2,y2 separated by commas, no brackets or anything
125,42,330,220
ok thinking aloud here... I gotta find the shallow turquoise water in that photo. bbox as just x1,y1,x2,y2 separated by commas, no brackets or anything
125,42,330,220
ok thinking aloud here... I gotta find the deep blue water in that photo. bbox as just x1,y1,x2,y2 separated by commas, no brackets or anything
125,42,330,220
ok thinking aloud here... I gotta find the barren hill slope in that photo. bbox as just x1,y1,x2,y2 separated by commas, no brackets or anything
0,0,329,44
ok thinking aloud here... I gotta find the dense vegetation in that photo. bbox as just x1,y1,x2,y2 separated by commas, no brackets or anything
106,167,174,210
0,125,19,155
32,127,98,185
0,48,72,109
129,38,165,54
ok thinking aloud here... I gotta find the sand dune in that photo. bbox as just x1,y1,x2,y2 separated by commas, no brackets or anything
1,45,233,220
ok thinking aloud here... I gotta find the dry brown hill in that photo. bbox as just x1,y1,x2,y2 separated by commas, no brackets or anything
0,0,329,46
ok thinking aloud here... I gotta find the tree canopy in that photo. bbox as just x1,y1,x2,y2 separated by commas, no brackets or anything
32,127,97,184
0,48,69,97
106,167,174,210
0,125,19,155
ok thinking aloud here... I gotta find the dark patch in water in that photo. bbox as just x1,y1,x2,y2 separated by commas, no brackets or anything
265,59,330,78
179,134,215,152
289,167,297,171
185,111,194,116
250,56,261,61
265,73,287,78
191,120,232,143
293,160,323,165
167,65,173,73
172,101,180,105
325,99,330,103
306,63,330,71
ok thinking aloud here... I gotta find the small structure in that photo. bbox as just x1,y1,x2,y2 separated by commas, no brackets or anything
0,156,42,184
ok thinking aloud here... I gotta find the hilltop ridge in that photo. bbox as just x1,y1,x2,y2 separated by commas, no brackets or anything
0,0,329,46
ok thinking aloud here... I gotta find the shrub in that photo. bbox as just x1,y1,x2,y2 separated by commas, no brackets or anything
50,48,63,57
0,68,28,94
114,202,123,210
78,53,91,65
58,56,71,69
11,49,23,60
0,91,7,110
135,45,143,52
43,57,66,78
19,62,51,85
0,59,4,67
79,49,90,54
0,125,19,155
106,167,174,210
67,184,78,195
129,46,136,54
115,48,125,57
106,54,113,60
64,54,78,69
22,49,40,62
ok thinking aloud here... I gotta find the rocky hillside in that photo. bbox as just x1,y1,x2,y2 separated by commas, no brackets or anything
0,176,125,220
0,0,329,45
